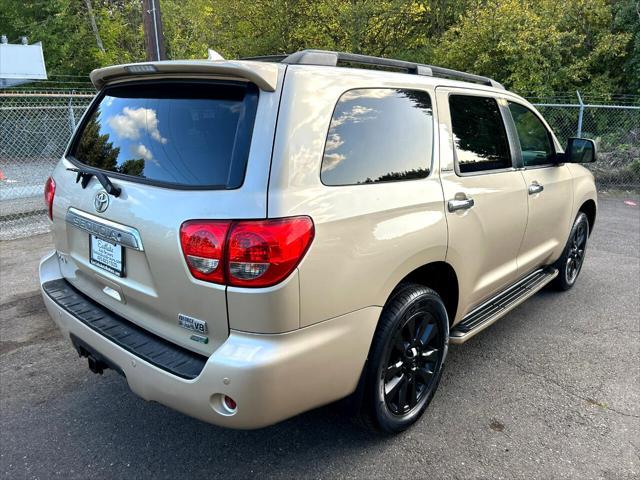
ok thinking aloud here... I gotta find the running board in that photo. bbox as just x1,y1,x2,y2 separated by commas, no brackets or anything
450,267,558,344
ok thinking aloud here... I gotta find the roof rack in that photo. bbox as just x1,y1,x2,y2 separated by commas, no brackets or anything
242,54,288,63
243,49,504,89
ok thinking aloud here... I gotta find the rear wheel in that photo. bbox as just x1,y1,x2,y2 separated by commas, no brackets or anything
359,284,448,433
552,212,589,291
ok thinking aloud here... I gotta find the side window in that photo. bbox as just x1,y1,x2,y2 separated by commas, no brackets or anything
508,102,555,167
449,95,512,174
321,88,433,186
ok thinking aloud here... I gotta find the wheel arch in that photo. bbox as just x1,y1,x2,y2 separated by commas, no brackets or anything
390,261,459,326
579,199,596,235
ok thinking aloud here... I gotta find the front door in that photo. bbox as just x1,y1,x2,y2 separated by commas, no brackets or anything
436,89,529,321
506,101,574,274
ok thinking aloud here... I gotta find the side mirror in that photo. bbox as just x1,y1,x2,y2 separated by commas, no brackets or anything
565,138,597,163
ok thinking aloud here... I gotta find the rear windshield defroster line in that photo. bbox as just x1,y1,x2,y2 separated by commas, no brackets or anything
68,80,259,190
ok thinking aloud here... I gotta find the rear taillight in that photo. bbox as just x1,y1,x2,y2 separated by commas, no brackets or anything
227,217,315,287
44,176,55,220
180,221,231,284
179,217,314,288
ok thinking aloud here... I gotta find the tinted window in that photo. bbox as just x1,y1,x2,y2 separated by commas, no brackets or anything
449,95,511,173
321,88,433,185
508,102,555,166
72,82,259,188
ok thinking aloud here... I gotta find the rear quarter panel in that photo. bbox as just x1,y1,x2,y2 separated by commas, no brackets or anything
267,66,448,327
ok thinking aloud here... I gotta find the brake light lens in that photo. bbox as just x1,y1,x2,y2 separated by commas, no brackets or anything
44,176,55,220
227,217,315,287
179,217,314,288
179,221,231,284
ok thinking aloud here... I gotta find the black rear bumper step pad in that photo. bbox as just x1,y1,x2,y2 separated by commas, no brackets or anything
43,279,207,379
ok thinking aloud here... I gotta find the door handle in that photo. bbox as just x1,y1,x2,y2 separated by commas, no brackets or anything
448,197,475,212
528,182,544,195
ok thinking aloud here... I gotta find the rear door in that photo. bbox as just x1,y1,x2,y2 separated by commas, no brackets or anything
436,88,529,320
50,77,282,355
505,101,574,274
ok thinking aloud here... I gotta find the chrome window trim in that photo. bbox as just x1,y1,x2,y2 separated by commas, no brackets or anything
521,163,557,170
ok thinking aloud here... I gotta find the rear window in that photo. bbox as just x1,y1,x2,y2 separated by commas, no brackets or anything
71,82,259,189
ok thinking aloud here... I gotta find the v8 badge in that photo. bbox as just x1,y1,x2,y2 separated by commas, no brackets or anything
178,313,208,335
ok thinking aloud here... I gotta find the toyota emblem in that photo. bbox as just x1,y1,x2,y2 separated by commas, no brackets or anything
94,191,109,213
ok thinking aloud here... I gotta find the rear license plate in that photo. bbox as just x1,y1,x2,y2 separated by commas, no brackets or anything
90,235,124,277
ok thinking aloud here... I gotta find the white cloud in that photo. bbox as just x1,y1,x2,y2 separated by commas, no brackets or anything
130,143,154,161
325,132,344,152
331,104,375,127
350,105,374,116
321,152,346,172
107,107,167,144
341,89,394,101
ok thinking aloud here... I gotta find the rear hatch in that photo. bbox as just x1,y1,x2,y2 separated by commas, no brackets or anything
50,62,283,355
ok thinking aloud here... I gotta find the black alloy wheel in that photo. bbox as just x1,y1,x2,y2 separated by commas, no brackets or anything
552,212,590,291
383,311,441,415
565,218,588,285
358,284,448,433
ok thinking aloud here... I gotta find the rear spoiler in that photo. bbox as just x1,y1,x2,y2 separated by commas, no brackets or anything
90,60,280,92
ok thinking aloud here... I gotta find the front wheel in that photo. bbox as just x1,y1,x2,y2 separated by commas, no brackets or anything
359,284,448,433
551,212,590,291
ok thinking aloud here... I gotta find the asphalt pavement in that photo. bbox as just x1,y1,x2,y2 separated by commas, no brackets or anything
1,197,638,479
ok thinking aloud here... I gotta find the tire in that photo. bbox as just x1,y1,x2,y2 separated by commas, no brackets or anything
358,283,449,433
551,212,590,291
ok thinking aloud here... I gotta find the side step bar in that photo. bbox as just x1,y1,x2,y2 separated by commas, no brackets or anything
450,267,558,344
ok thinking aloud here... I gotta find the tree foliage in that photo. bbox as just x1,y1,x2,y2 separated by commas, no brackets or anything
431,0,633,96
0,0,636,94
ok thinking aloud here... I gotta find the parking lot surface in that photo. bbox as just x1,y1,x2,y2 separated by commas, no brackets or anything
1,197,638,479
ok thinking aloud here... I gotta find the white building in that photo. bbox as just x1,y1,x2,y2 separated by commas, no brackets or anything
0,36,47,88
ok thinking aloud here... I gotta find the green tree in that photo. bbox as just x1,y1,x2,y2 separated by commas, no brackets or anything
75,117,120,170
611,0,640,94
0,0,636,96
431,0,632,95
93,0,146,66
118,158,145,176
0,0,99,76
0,0,144,77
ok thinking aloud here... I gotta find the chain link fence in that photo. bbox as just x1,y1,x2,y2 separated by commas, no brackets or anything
1,88,639,240
0,90,93,239
534,100,640,190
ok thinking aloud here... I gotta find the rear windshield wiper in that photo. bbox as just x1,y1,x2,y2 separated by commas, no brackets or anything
67,167,121,197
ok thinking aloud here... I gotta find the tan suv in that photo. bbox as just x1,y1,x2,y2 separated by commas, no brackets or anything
39,50,598,433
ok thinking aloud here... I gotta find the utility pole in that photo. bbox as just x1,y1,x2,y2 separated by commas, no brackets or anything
142,0,166,61
84,0,105,53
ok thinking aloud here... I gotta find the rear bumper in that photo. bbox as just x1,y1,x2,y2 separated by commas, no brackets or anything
40,251,380,429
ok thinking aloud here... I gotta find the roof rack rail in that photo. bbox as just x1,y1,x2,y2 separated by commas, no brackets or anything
242,54,288,63
261,49,504,89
